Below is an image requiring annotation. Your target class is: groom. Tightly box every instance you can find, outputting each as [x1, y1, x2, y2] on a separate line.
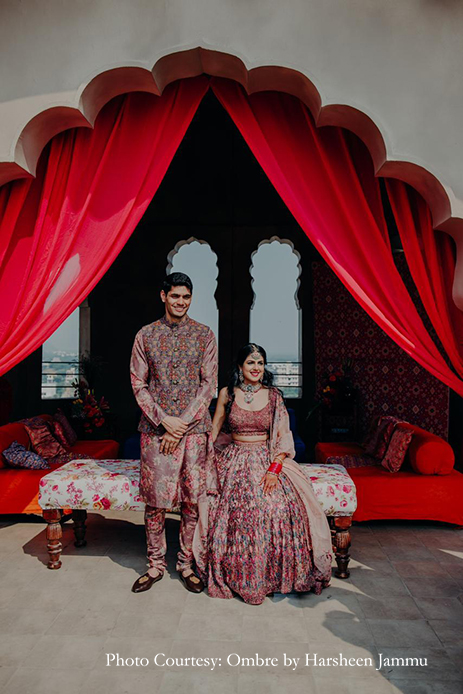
[130, 272, 217, 593]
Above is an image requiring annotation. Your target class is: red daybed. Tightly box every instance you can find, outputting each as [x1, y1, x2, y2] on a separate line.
[0, 415, 119, 514]
[315, 423, 463, 526]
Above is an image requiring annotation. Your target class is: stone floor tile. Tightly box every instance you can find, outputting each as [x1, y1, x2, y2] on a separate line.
[46, 608, 118, 637]
[403, 576, 460, 598]
[348, 559, 399, 576]
[357, 596, 422, 620]
[159, 671, 238, 694]
[297, 594, 365, 620]
[348, 574, 410, 597]
[6, 585, 77, 611]
[182, 590, 243, 616]
[313, 675, 395, 693]
[0, 667, 17, 689]
[176, 612, 242, 641]
[392, 561, 451, 578]
[389, 681, 463, 694]
[242, 613, 306, 643]
[382, 546, 436, 562]
[82, 668, 165, 693]
[238, 672, 317, 693]
[305, 615, 374, 647]
[428, 619, 463, 647]
[367, 619, 441, 648]
[26, 635, 107, 669]
[0, 635, 37, 667]
[0, 608, 60, 635]
[112, 611, 181, 639]
[413, 597, 463, 621]
[2, 667, 88, 694]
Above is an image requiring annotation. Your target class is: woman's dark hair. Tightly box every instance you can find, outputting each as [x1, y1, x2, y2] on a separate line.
[225, 343, 277, 415]
[162, 272, 193, 294]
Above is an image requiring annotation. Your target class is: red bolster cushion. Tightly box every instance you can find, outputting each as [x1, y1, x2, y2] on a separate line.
[406, 424, 454, 475]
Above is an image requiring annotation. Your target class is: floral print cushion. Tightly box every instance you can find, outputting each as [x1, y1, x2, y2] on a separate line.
[325, 454, 380, 469]
[381, 426, 413, 473]
[39, 459, 357, 518]
[300, 463, 357, 516]
[39, 459, 144, 511]
[3, 441, 50, 470]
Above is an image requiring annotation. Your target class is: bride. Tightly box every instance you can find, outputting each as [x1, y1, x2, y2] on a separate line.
[195, 343, 332, 605]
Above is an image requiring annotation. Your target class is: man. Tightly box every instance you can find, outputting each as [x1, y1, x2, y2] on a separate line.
[130, 272, 218, 593]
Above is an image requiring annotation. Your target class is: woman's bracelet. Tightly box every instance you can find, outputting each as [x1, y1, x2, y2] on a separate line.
[267, 461, 283, 475]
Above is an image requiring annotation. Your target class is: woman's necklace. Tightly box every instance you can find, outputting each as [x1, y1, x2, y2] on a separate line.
[239, 383, 262, 404]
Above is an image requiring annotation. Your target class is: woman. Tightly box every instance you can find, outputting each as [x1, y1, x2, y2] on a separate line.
[195, 343, 332, 605]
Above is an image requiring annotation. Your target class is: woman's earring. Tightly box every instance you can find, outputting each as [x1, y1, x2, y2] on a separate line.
[239, 370, 244, 383]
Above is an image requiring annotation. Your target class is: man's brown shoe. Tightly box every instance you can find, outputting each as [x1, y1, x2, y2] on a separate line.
[131, 571, 163, 593]
[179, 570, 204, 594]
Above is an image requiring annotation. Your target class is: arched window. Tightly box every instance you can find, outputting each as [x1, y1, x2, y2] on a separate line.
[250, 237, 302, 398]
[41, 299, 90, 400]
[167, 238, 219, 341]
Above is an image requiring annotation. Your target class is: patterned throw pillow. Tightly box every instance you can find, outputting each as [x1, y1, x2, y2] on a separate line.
[49, 420, 70, 449]
[364, 415, 399, 459]
[23, 419, 67, 459]
[3, 441, 50, 469]
[54, 409, 78, 446]
[381, 426, 413, 473]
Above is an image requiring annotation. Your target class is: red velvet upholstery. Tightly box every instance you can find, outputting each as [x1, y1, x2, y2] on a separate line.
[348, 467, 463, 525]
[0, 423, 31, 467]
[314, 422, 461, 524]
[406, 424, 454, 475]
[70, 440, 120, 459]
[0, 417, 119, 514]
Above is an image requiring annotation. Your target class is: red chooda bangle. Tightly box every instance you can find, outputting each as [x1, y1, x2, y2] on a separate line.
[267, 461, 283, 475]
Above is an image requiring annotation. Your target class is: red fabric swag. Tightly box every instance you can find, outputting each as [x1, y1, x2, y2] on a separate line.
[385, 179, 463, 379]
[211, 78, 463, 397]
[0, 77, 208, 376]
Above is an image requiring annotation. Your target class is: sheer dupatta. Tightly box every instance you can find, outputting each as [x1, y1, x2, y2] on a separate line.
[269, 389, 333, 579]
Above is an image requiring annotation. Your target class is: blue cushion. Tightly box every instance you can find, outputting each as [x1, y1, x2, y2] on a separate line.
[3, 441, 50, 469]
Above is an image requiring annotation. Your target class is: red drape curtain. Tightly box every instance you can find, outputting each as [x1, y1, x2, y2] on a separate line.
[211, 77, 463, 397]
[0, 76, 208, 376]
[385, 179, 463, 378]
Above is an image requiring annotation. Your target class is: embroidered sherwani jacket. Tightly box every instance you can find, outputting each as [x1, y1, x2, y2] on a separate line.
[130, 315, 218, 507]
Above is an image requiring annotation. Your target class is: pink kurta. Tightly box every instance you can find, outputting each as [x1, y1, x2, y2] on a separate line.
[130, 315, 218, 508]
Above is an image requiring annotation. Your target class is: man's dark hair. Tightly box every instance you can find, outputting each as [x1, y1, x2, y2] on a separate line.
[162, 272, 193, 294]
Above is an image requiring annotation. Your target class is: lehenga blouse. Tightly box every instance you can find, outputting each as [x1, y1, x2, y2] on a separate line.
[227, 399, 271, 436]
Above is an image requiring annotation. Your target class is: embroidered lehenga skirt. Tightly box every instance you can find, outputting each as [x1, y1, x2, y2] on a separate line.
[206, 440, 331, 605]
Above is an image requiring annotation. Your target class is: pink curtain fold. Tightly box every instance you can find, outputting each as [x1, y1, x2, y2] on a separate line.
[385, 179, 463, 379]
[0, 76, 209, 376]
[211, 77, 463, 397]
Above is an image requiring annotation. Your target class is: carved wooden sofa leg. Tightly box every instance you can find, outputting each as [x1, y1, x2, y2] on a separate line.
[43, 509, 63, 570]
[329, 515, 352, 579]
[72, 509, 87, 547]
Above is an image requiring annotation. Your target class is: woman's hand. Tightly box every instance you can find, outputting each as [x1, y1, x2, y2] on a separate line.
[260, 472, 279, 495]
[160, 432, 181, 455]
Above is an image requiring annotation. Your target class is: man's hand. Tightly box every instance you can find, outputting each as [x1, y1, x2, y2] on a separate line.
[161, 416, 188, 438]
[160, 432, 181, 455]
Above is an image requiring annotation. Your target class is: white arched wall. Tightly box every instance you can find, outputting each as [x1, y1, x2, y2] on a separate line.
[1, 0, 463, 304]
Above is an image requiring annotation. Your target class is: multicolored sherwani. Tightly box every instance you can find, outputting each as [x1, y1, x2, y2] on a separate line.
[130, 315, 218, 573]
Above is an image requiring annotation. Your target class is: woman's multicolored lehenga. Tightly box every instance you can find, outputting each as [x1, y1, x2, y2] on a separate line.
[194, 388, 333, 605]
